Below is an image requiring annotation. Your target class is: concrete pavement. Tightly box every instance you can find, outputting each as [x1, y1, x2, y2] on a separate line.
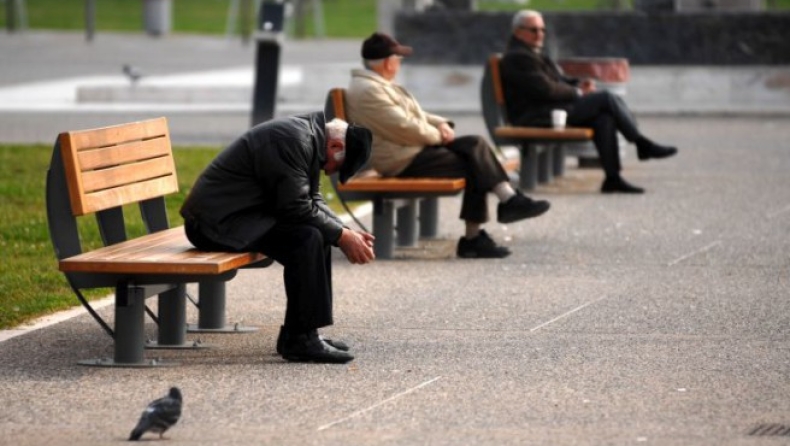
[1, 31, 790, 445]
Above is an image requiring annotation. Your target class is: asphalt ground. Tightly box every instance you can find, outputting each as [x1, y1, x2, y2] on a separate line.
[1, 31, 790, 445]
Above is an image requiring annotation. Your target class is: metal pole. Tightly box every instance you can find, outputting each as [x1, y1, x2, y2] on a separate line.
[251, 1, 284, 126]
[6, 0, 18, 32]
[312, 0, 324, 38]
[240, 0, 252, 45]
[85, 0, 96, 42]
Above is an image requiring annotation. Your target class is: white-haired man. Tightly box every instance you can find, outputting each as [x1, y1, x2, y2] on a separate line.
[501, 10, 678, 194]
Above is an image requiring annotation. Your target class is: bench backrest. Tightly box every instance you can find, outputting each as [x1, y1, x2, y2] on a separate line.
[47, 117, 177, 264]
[480, 54, 514, 146]
[324, 88, 380, 200]
[325, 87, 348, 122]
[58, 117, 177, 216]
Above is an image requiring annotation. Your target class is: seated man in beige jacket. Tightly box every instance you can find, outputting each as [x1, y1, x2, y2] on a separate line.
[345, 32, 551, 259]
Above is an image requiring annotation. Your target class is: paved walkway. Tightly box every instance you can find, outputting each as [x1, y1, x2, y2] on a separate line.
[1, 32, 790, 445]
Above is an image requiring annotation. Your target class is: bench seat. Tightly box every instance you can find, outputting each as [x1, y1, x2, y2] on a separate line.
[338, 176, 466, 194]
[59, 226, 265, 275]
[495, 126, 593, 141]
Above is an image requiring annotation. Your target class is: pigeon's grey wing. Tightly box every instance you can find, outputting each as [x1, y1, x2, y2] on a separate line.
[128, 409, 154, 441]
[148, 396, 182, 432]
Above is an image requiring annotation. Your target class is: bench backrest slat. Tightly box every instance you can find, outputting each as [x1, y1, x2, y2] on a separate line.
[58, 117, 178, 216]
[488, 54, 506, 109]
[328, 88, 347, 121]
[481, 54, 512, 146]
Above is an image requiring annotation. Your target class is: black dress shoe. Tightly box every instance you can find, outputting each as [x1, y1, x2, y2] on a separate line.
[636, 138, 678, 160]
[457, 229, 511, 259]
[497, 191, 551, 224]
[276, 325, 349, 355]
[601, 177, 645, 194]
[281, 330, 354, 364]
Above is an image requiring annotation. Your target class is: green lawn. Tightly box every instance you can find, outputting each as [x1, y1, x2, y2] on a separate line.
[7, 0, 786, 38]
[0, 143, 344, 329]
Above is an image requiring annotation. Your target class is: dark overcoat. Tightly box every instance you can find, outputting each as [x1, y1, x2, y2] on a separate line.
[180, 112, 344, 251]
[500, 36, 581, 126]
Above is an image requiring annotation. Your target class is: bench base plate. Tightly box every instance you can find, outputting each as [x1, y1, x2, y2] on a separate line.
[186, 323, 259, 334]
[77, 358, 179, 368]
[144, 339, 213, 350]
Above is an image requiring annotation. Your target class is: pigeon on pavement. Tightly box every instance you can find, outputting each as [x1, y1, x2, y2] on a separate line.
[128, 387, 182, 441]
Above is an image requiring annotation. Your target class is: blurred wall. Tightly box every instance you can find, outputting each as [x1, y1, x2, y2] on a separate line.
[394, 11, 790, 65]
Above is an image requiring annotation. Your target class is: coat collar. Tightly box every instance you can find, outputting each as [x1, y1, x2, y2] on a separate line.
[351, 68, 393, 86]
[506, 35, 541, 55]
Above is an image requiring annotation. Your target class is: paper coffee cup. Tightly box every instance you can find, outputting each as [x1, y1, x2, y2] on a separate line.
[551, 109, 567, 129]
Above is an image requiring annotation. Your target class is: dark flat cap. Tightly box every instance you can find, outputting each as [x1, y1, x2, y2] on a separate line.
[339, 125, 372, 184]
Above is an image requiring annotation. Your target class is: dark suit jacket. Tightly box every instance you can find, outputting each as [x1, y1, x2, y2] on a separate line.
[180, 112, 344, 251]
[500, 36, 581, 126]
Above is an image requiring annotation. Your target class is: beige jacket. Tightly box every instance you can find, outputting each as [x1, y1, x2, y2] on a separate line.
[345, 69, 450, 176]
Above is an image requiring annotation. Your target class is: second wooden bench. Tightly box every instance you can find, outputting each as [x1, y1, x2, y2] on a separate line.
[325, 88, 466, 259]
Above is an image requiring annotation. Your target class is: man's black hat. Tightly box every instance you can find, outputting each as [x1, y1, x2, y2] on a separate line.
[339, 125, 373, 184]
[361, 32, 413, 60]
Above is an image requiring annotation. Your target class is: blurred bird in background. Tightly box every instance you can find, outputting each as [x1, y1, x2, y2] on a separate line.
[122, 64, 143, 86]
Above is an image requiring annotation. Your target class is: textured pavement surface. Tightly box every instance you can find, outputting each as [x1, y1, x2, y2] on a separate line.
[1, 31, 789, 445]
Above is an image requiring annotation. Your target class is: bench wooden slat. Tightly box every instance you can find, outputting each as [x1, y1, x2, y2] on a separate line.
[81, 155, 176, 193]
[330, 88, 347, 121]
[76, 137, 172, 171]
[495, 126, 593, 141]
[78, 177, 177, 216]
[489, 55, 506, 106]
[59, 227, 265, 275]
[59, 117, 179, 216]
[338, 177, 466, 193]
[65, 117, 170, 150]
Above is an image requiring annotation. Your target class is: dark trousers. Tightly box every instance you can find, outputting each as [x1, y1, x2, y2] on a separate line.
[567, 90, 642, 178]
[398, 135, 509, 224]
[185, 222, 333, 333]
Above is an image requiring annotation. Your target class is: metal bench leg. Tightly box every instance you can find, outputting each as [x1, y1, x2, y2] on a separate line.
[538, 145, 553, 184]
[419, 197, 439, 239]
[79, 282, 175, 367]
[553, 144, 566, 177]
[152, 283, 187, 346]
[396, 199, 418, 247]
[148, 283, 210, 349]
[519, 144, 539, 191]
[373, 198, 395, 259]
[187, 281, 258, 333]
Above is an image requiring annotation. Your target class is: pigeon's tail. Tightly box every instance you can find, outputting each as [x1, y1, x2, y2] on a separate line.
[128, 427, 144, 441]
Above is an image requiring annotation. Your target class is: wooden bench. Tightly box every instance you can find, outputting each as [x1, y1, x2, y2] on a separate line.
[481, 54, 595, 190]
[324, 88, 467, 259]
[45, 117, 271, 367]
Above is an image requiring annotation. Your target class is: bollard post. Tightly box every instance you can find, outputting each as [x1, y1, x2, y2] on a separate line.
[85, 0, 96, 42]
[251, 1, 285, 127]
[6, 0, 18, 32]
[143, 0, 172, 36]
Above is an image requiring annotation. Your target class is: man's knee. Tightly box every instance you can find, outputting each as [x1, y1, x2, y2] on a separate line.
[294, 225, 325, 248]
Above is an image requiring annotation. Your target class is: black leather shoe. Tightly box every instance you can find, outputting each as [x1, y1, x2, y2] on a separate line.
[457, 229, 511, 259]
[601, 177, 645, 194]
[281, 330, 354, 364]
[636, 138, 678, 161]
[497, 191, 551, 224]
[277, 325, 349, 355]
